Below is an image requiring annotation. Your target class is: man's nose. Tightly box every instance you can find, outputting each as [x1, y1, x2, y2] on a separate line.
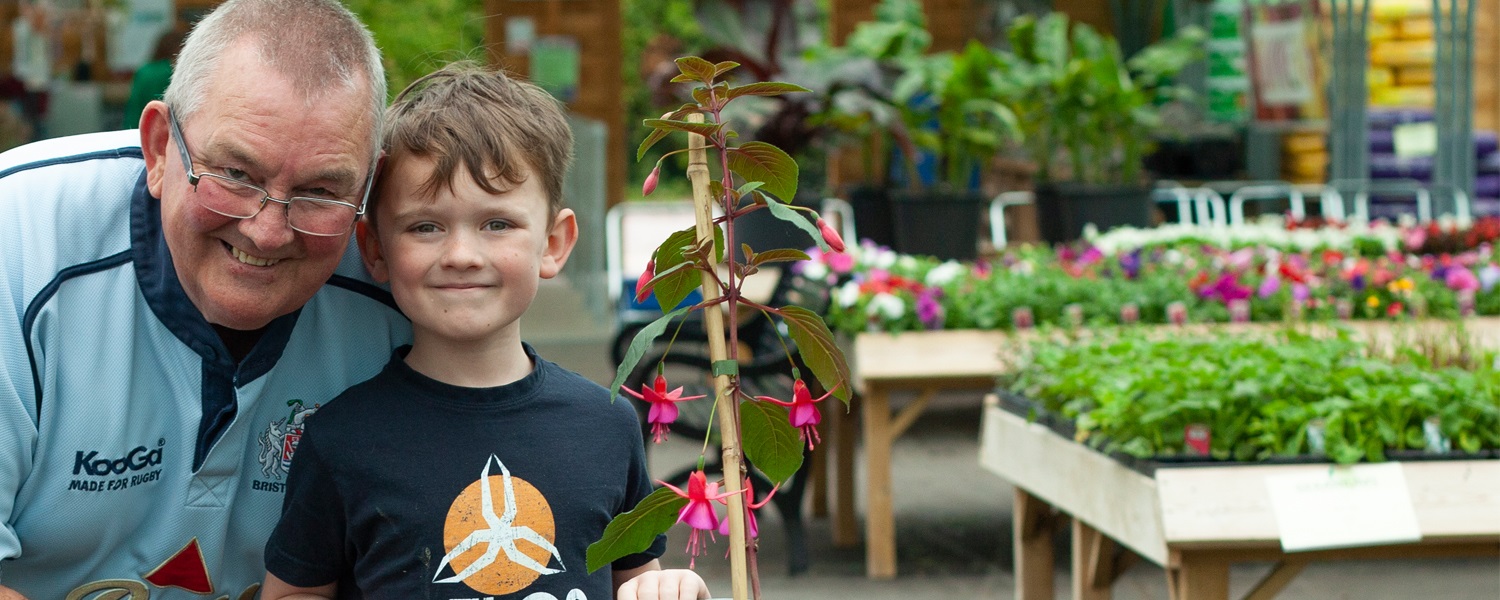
[239, 200, 296, 250]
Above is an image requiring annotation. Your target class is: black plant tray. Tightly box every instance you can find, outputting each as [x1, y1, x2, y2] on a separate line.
[992, 389, 1495, 477]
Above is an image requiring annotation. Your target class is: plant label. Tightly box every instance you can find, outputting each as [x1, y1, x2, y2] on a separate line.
[1423, 417, 1451, 453]
[1264, 463, 1422, 552]
[1184, 423, 1211, 456]
[1167, 301, 1188, 326]
[1335, 298, 1353, 320]
[1065, 304, 1083, 328]
[1229, 298, 1251, 323]
[1458, 290, 1476, 317]
[1120, 303, 1139, 324]
[1012, 306, 1034, 330]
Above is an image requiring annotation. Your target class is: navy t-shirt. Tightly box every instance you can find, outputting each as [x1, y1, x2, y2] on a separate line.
[265, 345, 665, 599]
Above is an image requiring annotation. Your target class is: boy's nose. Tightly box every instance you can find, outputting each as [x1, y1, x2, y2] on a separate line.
[440, 232, 484, 269]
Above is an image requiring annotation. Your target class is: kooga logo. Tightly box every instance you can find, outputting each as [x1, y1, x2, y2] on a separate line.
[74, 445, 164, 476]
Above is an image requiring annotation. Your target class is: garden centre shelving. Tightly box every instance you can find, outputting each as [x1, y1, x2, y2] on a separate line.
[979, 395, 1500, 600]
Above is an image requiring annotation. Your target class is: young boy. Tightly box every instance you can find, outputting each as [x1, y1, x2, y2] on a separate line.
[261, 62, 710, 600]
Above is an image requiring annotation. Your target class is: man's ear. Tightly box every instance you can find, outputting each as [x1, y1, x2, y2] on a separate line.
[139, 100, 171, 199]
[355, 220, 390, 283]
[539, 208, 578, 280]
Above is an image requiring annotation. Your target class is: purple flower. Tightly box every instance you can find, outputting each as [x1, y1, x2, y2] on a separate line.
[1446, 268, 1480, 292]
[1292, 283, 1310, 302]
[916, 289, 945, 330]
[1351, 274, 1366, 291]
[1199, 274, 1253, 304]
[1119, 251, 1142, 279]
[1258, 276, 1281, 298]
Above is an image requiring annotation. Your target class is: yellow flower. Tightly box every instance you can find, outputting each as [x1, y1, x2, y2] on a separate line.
[1367, 295, 1381, 308]
[1397, 277, 1414, 291]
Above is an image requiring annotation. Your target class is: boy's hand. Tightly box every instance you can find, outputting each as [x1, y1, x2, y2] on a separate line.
[615, 568, 711, 600]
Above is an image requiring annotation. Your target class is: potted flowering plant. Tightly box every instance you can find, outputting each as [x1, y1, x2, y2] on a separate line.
[586, 57, 851, 600]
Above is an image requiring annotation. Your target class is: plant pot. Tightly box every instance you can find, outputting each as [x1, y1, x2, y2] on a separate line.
[1034, 182, 1154, 244]
[847, 184, 896, 248]
[889, 188, 987, 261]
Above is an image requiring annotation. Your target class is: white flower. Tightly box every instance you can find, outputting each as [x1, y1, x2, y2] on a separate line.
[867, 292, 905, 321]
[1163, 249, 1184, 264]
[871, 248, 898, 270]
[924, 261, 966, 287]
[836, 281, 862, 308]
[803, 261, 829, 280]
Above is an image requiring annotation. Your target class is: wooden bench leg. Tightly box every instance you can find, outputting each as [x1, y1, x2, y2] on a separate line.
[1014, 489, 1055, 600]
[1072, 519, 1112, 600]
[808, 414, 828, 519]
[1167, 552, 1230, 600]
[831, 394, 859, 548]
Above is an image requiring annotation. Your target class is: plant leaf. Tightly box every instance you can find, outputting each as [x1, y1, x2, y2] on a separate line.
[692, 83, 732, 109]
[741, 400, 805, 484]
[651, 228, 707, 313]
[607, 306, 691, 401]
[765, 200, 828, 253]
[749, 248, 812, 267]
[675, 56, 718, 84]
[586, 486, 688, 573]
[643, 118, 726, 141]
[725, 82, 812, 101]
[635, 104, 698, 160]
[727, 142, 798, 202]
[713, 61, 742, 77]
[781, 305, 852, 403]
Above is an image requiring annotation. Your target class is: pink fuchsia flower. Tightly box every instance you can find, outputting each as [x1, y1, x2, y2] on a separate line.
[634, 260, 655, 303]
[621, 374, 706, 443]
[716, 478, 777, 538]
[817, 218, 846, 253]
[756, 379, 840, 450]
[659, 470, 740, 567]
[1446, 267, 1480, 292]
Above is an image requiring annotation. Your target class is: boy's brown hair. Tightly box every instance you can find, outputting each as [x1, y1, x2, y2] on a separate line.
[373, 61, 574, 223]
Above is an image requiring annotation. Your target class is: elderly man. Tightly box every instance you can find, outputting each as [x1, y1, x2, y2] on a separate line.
[0, 1, 408, 597]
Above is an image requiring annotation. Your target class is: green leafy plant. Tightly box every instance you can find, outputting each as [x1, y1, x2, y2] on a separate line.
[1001, 12, 1205, 186]
[1004, 328, 1500, 464]
[585, 57, 851, 600]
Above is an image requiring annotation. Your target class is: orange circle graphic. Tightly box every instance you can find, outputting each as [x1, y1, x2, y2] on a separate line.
[441, 473, 557, 595]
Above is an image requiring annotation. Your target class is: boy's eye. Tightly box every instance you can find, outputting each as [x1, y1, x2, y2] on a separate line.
[483, 220, 510, 232]
[411, 223, 439, 234]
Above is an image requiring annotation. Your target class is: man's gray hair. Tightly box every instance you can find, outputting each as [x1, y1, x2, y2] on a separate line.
[163, 0, 386, 158]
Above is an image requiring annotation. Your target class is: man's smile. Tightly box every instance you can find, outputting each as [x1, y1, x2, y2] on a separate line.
[225, 242, 282, 267]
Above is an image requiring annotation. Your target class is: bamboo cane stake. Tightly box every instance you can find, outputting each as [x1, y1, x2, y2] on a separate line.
[686, 114, 750, 600]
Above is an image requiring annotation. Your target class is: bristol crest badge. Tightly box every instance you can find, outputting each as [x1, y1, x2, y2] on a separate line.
[257, 399, 319, 480]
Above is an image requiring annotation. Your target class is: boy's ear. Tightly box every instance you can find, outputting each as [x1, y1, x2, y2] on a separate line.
[539, 208, 579, 280]
[139, 100, 171, 199]
[355, 220, 390, 284]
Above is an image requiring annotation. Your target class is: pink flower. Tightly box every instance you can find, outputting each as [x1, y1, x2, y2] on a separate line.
[659, 470, 739, 567]
[643, 165, 660, 196]
[756, 379, 839, 450]
[621, 374, 706, 443]
[634, 260, 655, 303]
[826, 250, 856, 274]
[716, 478, 776, 538]
[1446, 267, 1480, 292]
[817, 218, 846, 253]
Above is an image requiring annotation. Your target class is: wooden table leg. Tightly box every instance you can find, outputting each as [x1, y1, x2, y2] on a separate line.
[1071, 519, 1112, 600]
[1168, 552, 1230, 600]
[1014, 489, 1055, 600]
[862, 385, 896, 578]
[831, 393, 859, 548]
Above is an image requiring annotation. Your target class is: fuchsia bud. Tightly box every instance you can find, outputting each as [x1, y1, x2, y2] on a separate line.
[635, 260, 655, 303]
[816, 218, 846, 253]
[643, 165, 661, 196]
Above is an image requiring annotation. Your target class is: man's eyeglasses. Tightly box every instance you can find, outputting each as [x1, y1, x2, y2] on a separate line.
[167, 108, 374, 237]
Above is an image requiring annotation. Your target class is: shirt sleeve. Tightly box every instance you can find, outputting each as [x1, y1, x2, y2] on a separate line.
[263, 423, 348, 587]
[612, 402, 667, 571]
[0, 186, 37, 570]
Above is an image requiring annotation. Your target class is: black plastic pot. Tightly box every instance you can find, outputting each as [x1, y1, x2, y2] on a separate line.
[1035, 182, 1154, 244]
[889, 188, 987, 261]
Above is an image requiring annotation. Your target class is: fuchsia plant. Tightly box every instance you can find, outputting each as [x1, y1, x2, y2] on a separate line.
[585, 57, 852, 600]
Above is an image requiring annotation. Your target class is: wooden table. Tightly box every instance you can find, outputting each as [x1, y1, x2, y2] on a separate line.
[824, 318, 1500, 579]
[979, 396, 1500, 600]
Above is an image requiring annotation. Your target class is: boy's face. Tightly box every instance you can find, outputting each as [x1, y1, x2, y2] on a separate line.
[358, 156, 576, 349]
